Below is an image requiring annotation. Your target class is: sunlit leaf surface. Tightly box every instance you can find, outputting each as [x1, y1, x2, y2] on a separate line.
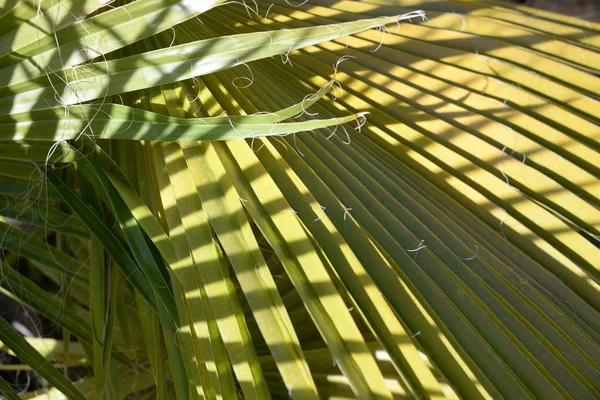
[0, 0, 598, 399]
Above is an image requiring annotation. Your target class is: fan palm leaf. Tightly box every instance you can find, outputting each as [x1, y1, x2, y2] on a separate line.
[0, 0, 598, 399]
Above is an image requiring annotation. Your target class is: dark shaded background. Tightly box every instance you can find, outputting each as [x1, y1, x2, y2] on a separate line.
[505, 0, 600, 21]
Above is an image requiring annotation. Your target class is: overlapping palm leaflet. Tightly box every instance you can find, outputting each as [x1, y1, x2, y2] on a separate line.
[0, 0, 598, 398]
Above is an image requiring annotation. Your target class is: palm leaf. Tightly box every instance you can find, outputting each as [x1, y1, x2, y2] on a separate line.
[0, 0, 598, 399]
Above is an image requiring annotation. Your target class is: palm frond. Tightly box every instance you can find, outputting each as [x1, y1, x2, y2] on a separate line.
[0, 0, 598, 399]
